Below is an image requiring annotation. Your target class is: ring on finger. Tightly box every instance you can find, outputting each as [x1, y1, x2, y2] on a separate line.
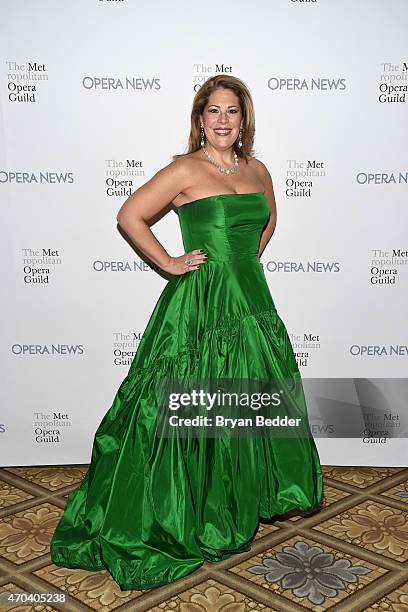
[185, 258, 193, 266]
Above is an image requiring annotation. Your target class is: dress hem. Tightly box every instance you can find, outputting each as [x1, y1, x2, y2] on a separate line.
[50, 500, 324, 591]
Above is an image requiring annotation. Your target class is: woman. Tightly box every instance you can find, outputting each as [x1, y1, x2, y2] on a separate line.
[50, 75, 324, 591]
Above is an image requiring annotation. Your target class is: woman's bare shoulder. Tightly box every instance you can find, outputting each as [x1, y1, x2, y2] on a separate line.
[172, 151, 202, 167]
[158, 153, 200, 181]
[247, 156, 270, 176]
[167, 152, 203, 183]
[247, 156, 274, 197]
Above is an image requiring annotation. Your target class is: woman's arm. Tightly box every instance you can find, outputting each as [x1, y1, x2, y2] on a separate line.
[255, 160, 277, 258]
[116, 159, 205, 275]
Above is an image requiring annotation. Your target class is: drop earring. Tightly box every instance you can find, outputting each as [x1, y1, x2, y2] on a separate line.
[238, 125, 243, 148]
[200, 122, 205, 147]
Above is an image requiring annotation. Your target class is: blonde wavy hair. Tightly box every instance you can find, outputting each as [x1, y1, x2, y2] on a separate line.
[173, 74, 255, 163]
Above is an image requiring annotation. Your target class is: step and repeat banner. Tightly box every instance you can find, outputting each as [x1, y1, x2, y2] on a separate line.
[1, 1, 407, 467]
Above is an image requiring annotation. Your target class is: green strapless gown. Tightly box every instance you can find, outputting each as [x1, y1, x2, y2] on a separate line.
[50, 192, 323, 590]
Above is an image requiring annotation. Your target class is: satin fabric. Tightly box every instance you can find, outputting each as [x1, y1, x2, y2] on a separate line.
[50, 192, 323, 591]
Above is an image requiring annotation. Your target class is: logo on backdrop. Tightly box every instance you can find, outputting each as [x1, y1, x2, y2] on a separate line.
[82, 76, 160, 91]
[11, 344, 85, 355]
[0, 171, 74, 184]
[192, 63, 233, 91]
[361, 406, 402, 445]
[349, 345, 408, 357]
[290, 332, 321, 368]
[93, 259, 156, 272]
[264, 260, 340, 273]
[370, 248, 407, 286]
[4, 60, 47, 103]
[104, 158, 144, 197]
[304, 378, 407, 443]
[378, 62, 407, 104]
[34, 411, 72, 444]
[356, 171, 408, 184]
[267, 77, 347, 92]
[286, 159, 326, 197]
[113, 331, 142, 366]
[21, 248, 62, 284]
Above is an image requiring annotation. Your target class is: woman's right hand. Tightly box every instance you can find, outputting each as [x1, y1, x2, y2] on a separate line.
[162, 249, 208, 275]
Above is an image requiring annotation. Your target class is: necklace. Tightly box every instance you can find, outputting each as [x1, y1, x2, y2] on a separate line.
[203, 147, 239, 175]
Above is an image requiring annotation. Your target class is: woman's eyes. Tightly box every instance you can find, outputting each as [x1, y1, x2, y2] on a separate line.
[208, 108, 239, 113]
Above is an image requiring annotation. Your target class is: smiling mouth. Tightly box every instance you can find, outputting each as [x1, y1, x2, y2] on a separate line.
[214, 129, 232, 136]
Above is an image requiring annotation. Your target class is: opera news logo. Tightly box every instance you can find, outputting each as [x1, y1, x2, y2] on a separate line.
[267, 77, 347, 92]
[93, 259, 155, 272]
[265, 260, 340, 273]
[350, 345, 408, 357]
[82, 76, 161, 90]
[11, 344, 85, 356]
[356, 171, 408, 184]
[0, 171, 74, 184]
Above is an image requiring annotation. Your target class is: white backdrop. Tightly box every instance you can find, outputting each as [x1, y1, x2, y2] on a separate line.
[1, 0, 407, 467]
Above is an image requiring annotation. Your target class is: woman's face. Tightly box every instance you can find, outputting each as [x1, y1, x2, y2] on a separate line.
[200, 87, 243, 151]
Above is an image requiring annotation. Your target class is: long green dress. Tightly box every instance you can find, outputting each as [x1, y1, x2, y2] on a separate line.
[50, 192, 323, 590]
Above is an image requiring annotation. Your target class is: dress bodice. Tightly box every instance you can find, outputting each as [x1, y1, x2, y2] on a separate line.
[177, 192, 270, 262]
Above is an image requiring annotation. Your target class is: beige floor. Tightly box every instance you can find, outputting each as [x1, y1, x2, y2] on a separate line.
[0, 465, 407, 611]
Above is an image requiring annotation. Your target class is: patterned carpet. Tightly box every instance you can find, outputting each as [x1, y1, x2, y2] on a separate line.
[0, 465, 407, 611]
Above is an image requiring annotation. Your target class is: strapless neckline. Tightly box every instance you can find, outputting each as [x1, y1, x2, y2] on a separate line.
[176, 191, 266, 210]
